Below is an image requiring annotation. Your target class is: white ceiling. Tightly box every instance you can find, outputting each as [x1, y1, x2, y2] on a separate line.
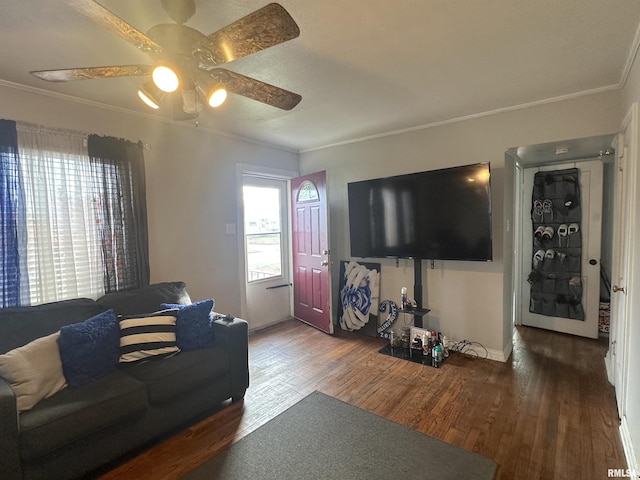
[1, 0, 639, 152]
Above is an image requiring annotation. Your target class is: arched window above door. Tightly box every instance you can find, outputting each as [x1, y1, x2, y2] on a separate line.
[297, 180, 319, 202]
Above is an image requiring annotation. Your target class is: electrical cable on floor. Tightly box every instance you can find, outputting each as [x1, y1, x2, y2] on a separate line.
[449, 339, 489, 359]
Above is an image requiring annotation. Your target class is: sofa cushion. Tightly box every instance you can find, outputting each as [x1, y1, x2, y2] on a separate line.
[119, 310, 180, 363]
[0, 332, 67, 412]
[0, 298, 106, 354]
[58, 310, 121, 387]
[161, 299, 215, 351]
[97, 281, 192, 316]
[121, 348, 229, 405]
[18, 370, 148, 462]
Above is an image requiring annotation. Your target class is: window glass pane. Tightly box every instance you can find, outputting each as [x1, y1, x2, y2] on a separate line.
[246, 233, 282, 281]
[243, 186, 282, 282]
[243, 186, 281, 232]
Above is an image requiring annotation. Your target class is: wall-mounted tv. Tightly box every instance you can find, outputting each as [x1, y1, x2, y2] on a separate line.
[347, 163, 493, 261]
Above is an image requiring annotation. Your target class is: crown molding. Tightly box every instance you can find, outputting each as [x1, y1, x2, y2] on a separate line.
[301, 84, 621, 153]
[620, 21, 640, 87]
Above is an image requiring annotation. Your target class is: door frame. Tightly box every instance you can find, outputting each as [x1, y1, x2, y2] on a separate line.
[605, 103, 637, 416]
[519, 160, 603, 338]
[506, 134, 616, 336]
[507, 152, 524, 328]
[236, 164, 298, 327]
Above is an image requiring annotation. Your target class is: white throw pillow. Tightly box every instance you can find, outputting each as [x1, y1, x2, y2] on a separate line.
[0, 332, 67, 412]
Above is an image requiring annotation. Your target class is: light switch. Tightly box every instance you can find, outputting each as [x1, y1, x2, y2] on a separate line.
[225, 223, 236, 235]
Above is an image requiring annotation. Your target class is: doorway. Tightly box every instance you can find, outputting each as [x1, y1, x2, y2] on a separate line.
[237, 165, 297, 331]
[519, 160, 603, 337]
[506, 134, 616, 338]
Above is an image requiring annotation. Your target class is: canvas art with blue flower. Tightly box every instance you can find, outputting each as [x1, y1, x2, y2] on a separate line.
[339, 260, 380, 334]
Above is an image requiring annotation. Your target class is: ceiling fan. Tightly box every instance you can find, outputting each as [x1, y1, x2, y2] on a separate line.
[31, 0, 302, 120]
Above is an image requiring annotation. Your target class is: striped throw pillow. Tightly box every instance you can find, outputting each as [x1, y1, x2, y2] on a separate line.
[119, 310, 180, 363]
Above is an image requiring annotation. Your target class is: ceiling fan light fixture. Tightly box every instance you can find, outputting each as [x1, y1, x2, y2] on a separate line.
[196, 77, 227, 108]
[152, 64, 180, 93]
[138, 82, 166, 109]
[138, 89, 160, 109]
[33, 3, 302, 117]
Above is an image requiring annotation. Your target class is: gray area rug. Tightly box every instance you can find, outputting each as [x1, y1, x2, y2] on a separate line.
[182, 391, 497, 480]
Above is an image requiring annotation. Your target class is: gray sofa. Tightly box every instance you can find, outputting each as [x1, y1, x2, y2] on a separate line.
[0, 282, 249, 480]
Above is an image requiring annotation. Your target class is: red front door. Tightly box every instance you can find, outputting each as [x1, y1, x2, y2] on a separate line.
[291, 171, 333, 334]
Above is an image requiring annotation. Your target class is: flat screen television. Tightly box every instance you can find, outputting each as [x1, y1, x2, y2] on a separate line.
[347, 163, 493, 261]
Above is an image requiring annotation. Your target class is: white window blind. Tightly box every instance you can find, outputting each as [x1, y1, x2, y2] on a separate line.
[17, 125, 105, 304]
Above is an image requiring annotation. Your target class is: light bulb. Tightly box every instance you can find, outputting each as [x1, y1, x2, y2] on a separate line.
[208, 88, 227, 107]
[152, 65, 179, 93]
[138, 89, 160, 109]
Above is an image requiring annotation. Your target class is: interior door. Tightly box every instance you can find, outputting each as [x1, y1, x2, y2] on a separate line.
[609, 104, 636, 414]
[291, 171, 333, 334]
[520, 160, 603, 338]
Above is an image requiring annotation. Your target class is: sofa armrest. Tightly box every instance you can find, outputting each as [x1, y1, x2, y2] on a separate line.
[212, 317, 249, 401]
[0, 377, 22, 479]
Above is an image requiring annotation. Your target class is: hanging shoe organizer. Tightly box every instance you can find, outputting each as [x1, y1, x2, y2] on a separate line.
[528, 168, 584, 320]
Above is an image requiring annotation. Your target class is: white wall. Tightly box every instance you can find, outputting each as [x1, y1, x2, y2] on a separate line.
[0, 83, 298, 314]
[0, 82, 625, 358]
[300, 91, 621, 359]
[621, 49, 640, 473]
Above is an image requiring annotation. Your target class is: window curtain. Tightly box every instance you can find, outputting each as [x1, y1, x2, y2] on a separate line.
[0, 120, 29, 307]
[88, 135, 150, 292]
[16, 124, 105, 304]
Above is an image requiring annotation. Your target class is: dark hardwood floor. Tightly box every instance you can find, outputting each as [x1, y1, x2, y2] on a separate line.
[99, 319, 627, 480]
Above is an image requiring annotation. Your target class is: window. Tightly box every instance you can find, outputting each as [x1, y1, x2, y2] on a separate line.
[297, 180, 319, 202]
[18, 127, 104, 304]
[243, 184, 283, 282]
[0, 120, 149, 307]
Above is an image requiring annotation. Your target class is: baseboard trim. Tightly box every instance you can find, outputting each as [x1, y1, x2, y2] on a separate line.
[247, 316, 293, 334]
[605, 350, 614, 385]
[620, 416, 640, 478]
[448, 340, 512, 363]
[487, 342, 512, 363]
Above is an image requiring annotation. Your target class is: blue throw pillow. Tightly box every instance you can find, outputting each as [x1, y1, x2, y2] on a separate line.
[57, 309, 120, 387]
[161, 299, 215, 351]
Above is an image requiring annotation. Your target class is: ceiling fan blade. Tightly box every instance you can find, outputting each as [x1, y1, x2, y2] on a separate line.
[65, 0, 162, 54]
[200, 3, 300, 66]
[31, 65, 151, 82]
[208, 68, 301, 110]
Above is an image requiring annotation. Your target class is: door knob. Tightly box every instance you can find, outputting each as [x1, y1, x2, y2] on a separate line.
[613, 285, 626, 293]
[321, 260, 329, 266]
